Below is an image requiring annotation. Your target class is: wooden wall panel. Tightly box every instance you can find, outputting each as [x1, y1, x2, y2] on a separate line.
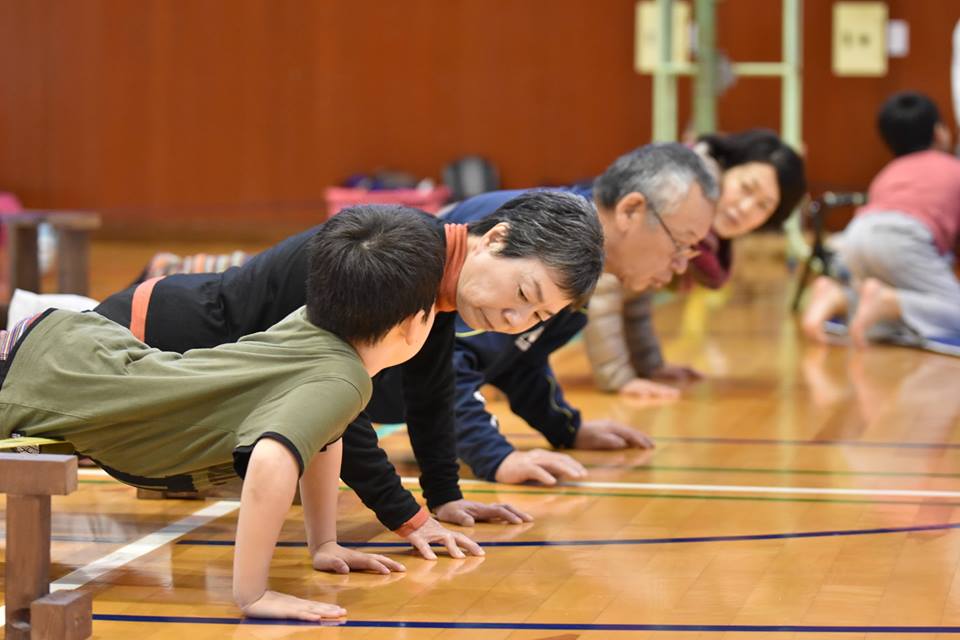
[0, 0, 958, 239]
[802, 0, 960, 195]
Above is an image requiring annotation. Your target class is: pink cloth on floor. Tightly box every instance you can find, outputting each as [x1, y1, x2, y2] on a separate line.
[0, 192, 22, 214]
[0, 192, 24, 246]
[857, 150, 960, 254]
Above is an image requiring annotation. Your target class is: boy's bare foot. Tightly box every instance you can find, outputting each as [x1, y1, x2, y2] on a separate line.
[850, 278, 901, 349]
[802, 276, 847, 343]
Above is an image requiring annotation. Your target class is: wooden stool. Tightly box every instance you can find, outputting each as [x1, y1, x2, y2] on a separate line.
[1, 211, 101, 327]
[0, 453, 92, 640]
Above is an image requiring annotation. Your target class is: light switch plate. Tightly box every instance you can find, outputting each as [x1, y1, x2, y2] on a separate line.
[833, 2, 888, 76]
[886, 19, 909, 58]
[635, 1, 691, 74]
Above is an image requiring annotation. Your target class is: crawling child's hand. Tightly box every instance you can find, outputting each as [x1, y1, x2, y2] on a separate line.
[241, 589, 346, 621]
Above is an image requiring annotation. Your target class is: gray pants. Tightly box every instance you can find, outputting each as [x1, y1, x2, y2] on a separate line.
[838, 212, 960, 341]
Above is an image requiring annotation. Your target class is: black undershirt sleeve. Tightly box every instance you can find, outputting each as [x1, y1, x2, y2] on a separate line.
[400, 312, 463, 510]
[340, 314, 464, 528]
[339, 412, 422, 531]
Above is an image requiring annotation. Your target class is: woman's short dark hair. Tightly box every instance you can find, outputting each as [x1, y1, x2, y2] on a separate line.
[877, 91, 940, 157]
[467, 190, 604, 308]
[306, 205, 445, 344]
[698, 128, 807, 228]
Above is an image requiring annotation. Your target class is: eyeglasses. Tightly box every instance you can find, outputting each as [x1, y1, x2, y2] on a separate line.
[650, 209, 701, 261]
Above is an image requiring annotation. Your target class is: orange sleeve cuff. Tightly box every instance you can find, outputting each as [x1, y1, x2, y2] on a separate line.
[392, 506, 429, 537]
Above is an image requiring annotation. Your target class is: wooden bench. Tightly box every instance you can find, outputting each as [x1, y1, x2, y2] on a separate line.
[0, 453, 92, 639]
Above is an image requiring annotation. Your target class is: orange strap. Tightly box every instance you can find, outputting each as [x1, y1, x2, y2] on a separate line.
[392, 505, 430, 537]
[130, 276, 164, 342]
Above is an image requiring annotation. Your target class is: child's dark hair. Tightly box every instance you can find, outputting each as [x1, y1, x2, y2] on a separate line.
[306, 205, 445, 344]
[698, 128, 807, 227]
[467, 190, 604, 308]
[877, 91, 940, 157]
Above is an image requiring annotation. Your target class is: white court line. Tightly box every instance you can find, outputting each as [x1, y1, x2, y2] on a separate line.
[0, 500, 239, 626]
[83, 467, 960, 499]
[410, 477, 960, 500]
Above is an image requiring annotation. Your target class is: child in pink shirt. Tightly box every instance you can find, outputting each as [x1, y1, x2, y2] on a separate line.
[804, 91, 960, 346]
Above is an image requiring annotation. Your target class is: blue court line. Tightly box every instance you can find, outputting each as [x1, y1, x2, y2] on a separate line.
[90, 613, 960, 633]
[37, 521, 960, 548]
[173, 521, 960, 549]
[508, 433, 960, 450]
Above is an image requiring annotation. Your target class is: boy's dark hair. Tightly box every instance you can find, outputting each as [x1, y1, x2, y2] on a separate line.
[876, 91, 940, 158]
[698, 129, 807, 228]
[306, 205, 444, 344]
[467, 190, 604, 307]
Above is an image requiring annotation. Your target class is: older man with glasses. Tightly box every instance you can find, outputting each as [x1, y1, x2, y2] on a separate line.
[365, 143, 719, 489]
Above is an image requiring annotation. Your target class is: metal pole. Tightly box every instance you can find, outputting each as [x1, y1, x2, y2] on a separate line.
[652, 0, 678, 141]
[781, 0, 802, 147]
[693, 0, 716, 135]
[780, 0, 808, 260]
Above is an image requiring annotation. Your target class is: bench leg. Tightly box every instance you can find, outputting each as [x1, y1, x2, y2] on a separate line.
[5, 495, 51, 640]
[9, 225, 40, 295]
[56, 229, 90, 296]
[30, 590, 92, 640]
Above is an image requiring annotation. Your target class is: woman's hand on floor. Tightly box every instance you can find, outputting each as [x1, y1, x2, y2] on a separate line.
[311, 541, 406, 574]
[494, 449, 587, 486]
[402, 516, 485, 561]
[434, 499, 533, 526]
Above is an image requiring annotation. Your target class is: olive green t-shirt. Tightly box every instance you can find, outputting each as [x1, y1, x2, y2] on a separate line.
[0, 308, 371, 491]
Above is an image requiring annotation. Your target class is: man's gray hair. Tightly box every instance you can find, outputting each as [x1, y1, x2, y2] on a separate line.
[593, 143, 719, 222]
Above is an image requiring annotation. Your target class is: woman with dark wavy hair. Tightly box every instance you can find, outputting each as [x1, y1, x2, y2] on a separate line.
[584, 129, 807, 400]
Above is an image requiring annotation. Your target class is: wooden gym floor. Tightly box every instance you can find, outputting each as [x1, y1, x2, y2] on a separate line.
[3, 238, 960, 639]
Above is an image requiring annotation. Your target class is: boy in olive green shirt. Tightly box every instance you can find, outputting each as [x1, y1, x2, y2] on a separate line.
[0, 205, 445, 622]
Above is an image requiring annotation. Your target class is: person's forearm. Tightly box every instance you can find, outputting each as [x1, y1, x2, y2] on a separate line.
[340, 418, 423, 531]
[400, 311, 464, 510]
[233, 438, 299, 609]
[584, 277, 637, 391]
[300, 439, 342, 556]
[623, 291, 665, 378]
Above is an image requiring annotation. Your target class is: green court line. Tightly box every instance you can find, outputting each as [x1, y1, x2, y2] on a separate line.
[585, 463, 960, 480]
[76, 478, 960, 507]
[79, 480, 960, 507]
[449, 486, 960, 507]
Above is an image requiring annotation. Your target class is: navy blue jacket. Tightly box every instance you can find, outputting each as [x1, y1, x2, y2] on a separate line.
[443, 187, 592, 480]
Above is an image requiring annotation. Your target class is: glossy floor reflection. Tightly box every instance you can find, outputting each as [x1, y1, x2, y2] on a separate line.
[3, 246, 960, 639]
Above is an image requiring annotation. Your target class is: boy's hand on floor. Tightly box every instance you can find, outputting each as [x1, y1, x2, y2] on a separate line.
[403, 516, 485, 560]
[574, 420, 655, 450]
[312, 541, 406, 575]
[434, 499, 533, 526]
[240, 589, 346, 621]
[494, 449, 587, 485]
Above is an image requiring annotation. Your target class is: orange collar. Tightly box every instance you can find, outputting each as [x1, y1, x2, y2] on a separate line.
[437, 224, 467, 312]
